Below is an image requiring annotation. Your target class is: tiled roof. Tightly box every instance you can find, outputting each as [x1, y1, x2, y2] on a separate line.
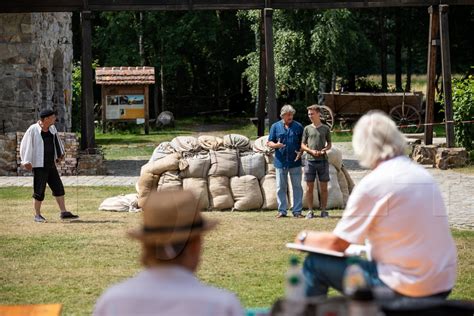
[95, 66, 155, 85]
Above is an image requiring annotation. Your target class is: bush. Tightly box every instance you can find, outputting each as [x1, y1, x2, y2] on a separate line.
[452, 74, 474, 150]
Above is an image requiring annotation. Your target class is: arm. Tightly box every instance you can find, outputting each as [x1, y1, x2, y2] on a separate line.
[321, 129, 332, 154]
[295, 230, 350, 252]
[20, 127, 33, 170]
[266, 125, 285, 149]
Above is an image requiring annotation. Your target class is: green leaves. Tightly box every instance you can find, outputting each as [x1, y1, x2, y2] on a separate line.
[452, 73, 474, 150]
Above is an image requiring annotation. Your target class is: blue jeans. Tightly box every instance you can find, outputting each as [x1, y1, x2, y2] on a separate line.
[303, 253, 451, 299]
[276, 167, 303, 216]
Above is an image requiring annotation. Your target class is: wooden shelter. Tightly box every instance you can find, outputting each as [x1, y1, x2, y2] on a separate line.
[2, 0, 473, 149]
[96, 66, 155, 134]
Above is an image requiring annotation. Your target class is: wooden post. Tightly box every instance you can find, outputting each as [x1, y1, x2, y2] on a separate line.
[264, 7, 278, 129]
[424, 6, 439, 146]
[144, 85, 150, 135]
[439, 5, 455, 148]
[257, 9, 266, 137]
[80, 10, 96, 151]
[101, 86, 107, 133]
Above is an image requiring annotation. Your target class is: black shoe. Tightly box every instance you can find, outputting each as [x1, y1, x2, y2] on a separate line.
[60, 211, 79, 220]
[321, 211, 329, 218]
[34, 214, 47, 223]
[293, 213, 305, 218]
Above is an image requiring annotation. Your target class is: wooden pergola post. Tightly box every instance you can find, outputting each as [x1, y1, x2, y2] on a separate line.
[264, 6, 278, 129]
[439, 5, 455, 148]
[424, 5, 439, 146]
[257, 9, 266, 137]
[80, 10, 96, 151]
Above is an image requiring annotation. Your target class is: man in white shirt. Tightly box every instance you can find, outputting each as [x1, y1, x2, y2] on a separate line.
[294, 111, 457, 298]
[20, 108, 78, 222]
[94, 190, 244, 316]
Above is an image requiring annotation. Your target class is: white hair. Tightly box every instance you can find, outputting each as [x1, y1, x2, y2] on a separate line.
[352, 111, 407, 169]
[280, 104, 296, 118]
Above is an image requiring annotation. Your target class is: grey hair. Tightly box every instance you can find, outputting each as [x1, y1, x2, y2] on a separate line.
[280, 104, 296, 118]
[352, 111, 407, 169]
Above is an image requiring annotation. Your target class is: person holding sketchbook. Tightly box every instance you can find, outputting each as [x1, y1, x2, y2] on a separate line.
[294, 111, 457, 299]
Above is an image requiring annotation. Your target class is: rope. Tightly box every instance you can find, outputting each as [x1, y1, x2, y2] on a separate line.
[332, 119, 474, 133]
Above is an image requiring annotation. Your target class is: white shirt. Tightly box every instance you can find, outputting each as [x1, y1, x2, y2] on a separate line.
[19, 123, 65, 168]
[93, 266, 244, 316]
[334, 156, 457, 297]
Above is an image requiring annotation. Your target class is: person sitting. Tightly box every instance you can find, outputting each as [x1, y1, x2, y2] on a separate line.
[294, 111, 457, 299]
[94, 190, 244, 316]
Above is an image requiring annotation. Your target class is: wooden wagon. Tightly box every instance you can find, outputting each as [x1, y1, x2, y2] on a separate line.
[321, 92, 424, 132]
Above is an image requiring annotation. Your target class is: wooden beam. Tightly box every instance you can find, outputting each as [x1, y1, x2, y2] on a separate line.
[101, 86, 107, 133]
[264, 8, 278, 129]
[424, 6, 439, 146]
[439, 4, 455, 148]
[257, 9, 266, 137]
[144, 85, 150, 135]
[80, 10, 96, 151]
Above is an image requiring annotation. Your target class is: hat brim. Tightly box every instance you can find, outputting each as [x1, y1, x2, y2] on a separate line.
[127, 219, 218, 245]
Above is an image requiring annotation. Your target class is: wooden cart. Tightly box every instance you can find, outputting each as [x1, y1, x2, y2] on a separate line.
[321, 92, 424, 132]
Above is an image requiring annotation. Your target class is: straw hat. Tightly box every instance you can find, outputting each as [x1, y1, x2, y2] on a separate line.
[128, 190, 217, 245]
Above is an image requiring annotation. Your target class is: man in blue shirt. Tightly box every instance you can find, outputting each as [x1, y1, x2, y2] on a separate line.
[267, 105, 304, 218]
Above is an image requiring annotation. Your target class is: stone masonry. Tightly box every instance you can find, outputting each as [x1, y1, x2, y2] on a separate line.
[0, 13, 73, 133]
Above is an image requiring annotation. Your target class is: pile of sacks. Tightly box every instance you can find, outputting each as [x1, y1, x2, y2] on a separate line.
[136, 134, 354, 211]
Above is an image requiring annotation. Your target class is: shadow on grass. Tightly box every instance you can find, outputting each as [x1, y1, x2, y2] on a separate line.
[63, 219, 124, 224]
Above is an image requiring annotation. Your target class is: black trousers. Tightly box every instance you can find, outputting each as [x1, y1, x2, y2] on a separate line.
[32, 167, 65, 201]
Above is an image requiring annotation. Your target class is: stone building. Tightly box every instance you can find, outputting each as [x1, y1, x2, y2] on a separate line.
[0, 12, 73, 133]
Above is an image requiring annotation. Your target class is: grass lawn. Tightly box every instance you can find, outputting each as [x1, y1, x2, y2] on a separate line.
[1, 186, 473, 315]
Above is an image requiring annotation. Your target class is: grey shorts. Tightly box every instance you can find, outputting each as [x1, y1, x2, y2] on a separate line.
[304, 159, 330, 182]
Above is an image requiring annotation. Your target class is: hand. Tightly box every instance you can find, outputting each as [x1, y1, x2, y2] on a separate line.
[311, 150, 320, 157]
[274, 139, 286, 149]
[294, 151, 302, 161]
[23, 163, 32, 171]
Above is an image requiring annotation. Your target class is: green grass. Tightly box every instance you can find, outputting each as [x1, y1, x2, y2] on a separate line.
[1, 187, 473, 314]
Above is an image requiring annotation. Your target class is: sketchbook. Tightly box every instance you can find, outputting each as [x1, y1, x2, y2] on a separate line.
[286, 243, 368, 258]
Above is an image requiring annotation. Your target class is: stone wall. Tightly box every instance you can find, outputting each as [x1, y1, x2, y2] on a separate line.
[0, 133, 18, 176]
[0, 13, 73, 134]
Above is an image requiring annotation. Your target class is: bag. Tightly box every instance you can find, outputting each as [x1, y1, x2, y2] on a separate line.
[239, 152, 266, 180]
[341, 165, 355, 193]
[230, 175, 263, 211]
[141, 153, 180, 176]
[253, 135, 274, 155]
[179, 153, 211, 178]
[260, 174, 278, 210]
[170, 136, 201, 153]
[157, 171, 182, 192]
[223, 134, 250, 151]
[137, 173, 160, 208]
[337, 169, 350, 205]
[326, 165, 344, 209]
[99, 193, 140, 212]
[265, 154, 276, 175]
[208, 176, 234, 210]
[183, 178, 209, 210]
[326, 146, 343, 171]
[198, 135, 224, 151]
[149, 141, 175, 162]
[208, 149, 239, 177]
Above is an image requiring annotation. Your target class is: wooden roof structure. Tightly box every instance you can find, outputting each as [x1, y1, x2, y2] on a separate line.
[2, 0, 472, 148]
[96, 67, 155, 85]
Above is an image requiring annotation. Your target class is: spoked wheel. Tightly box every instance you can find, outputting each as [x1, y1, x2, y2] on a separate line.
[319, 105, 335, 130]
[389, 104, 422, 133]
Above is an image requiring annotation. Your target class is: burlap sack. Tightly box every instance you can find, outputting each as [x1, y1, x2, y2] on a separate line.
[341, 165, 355, 193]
[149, 141, 175, 162]
[137, 173, 160, 208]
[337, 169, 350, 205]
[327, 165, 344, 209]
[157, 171, 182, 192]
[327, 146, 343, 171]
[230, 175, 263, 211]
[208, 176, 234, 210]
[260, 174, 278, 210]
[288, 171, 320, 209]
[141, 153, 180, 176]
[265, 154, 276, 175]
[99, 193, 140, 212]
[198, 135, 224, 151]
[239, 152, 266, 180]
[253, 135, 274, 155]
[179, 153, 211, 179]
[208, 149, 239, 177]
[183, 178, 209, 210]
[223, 134, 250, 151]
[170, 136, 201, 153]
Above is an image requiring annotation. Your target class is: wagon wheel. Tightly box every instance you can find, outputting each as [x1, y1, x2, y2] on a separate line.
[319, 105, 335, 130]
[389, 104, 422, 133]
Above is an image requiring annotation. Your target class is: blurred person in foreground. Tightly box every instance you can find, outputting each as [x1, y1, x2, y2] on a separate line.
[294, 111, 457, 299]
[267, 104, 305, 218]
[94, 190, 244, 316]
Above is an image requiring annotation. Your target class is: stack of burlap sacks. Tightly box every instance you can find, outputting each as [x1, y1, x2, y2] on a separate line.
[136, 134, 354, 211]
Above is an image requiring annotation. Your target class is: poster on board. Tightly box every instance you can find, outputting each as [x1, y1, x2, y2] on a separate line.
[106, 95, 145, 120]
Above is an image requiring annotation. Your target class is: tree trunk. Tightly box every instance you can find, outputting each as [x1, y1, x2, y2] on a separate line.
[160, 38, 165, 111]
[138, 12, 144, 66]
[379, 11, 388, 92]
[395, 11, 403, 91]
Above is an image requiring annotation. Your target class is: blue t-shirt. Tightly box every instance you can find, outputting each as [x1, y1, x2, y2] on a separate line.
[268, 120, 304, 169]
